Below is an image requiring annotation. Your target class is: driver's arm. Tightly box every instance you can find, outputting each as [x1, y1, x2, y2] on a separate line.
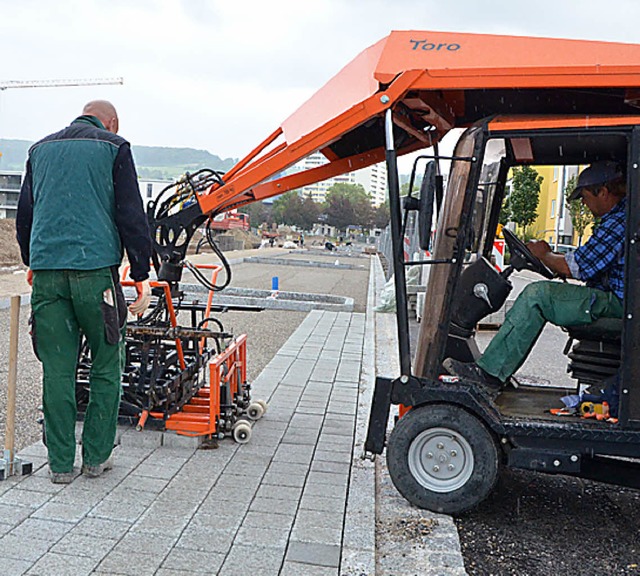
[527, 240, 573, 278]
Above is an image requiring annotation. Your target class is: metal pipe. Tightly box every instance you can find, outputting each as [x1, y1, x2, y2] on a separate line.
[384, 109, 412, 377]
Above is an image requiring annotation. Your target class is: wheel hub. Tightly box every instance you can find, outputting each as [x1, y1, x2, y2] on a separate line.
[408, 427, 474, 493]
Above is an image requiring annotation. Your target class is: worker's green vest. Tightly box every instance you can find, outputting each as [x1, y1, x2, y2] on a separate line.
[28, 116, 124, 272]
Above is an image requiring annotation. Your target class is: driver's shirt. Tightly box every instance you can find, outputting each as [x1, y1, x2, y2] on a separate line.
[566, 197, 626, 301]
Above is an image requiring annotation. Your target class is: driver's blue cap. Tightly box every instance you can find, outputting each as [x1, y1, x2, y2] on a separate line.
[569, 161, 625, 201]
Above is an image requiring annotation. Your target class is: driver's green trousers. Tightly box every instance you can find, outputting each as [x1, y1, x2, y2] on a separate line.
[477, 281, 623, 383]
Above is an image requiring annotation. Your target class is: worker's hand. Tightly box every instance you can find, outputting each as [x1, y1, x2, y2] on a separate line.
[129, 280, 151, 316]
[26, 268, 33, 286]
[527, 239, 551, 260]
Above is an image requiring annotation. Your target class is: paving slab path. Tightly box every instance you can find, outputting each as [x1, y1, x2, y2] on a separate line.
[0, 250, 468, 575]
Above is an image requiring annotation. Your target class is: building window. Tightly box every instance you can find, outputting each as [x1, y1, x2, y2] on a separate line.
[553, 166, 559, 181]
[146, 183, 153, 198]
[550, 199, 556, 218]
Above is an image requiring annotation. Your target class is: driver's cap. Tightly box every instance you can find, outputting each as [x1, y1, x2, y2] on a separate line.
[568, 161, 624, 201]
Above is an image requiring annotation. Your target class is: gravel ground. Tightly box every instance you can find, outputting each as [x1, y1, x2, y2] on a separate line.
[0, 248, 370, 453]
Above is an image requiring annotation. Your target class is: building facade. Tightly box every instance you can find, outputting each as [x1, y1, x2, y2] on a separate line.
[0, 171, 22, 219]
[294, 152, 388, 206]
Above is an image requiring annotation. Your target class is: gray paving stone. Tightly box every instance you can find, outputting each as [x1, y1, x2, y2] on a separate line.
[119, 429, 163, 449]
[242, 510, 295, 530]
[307, 470, 349, 487]
[310, 460, 351, 475]
[11, 475, 66, 495]
[117, 473, 170, 494]
[262, 470, 306, 488]
[176, 525, 236, 553]
[303, 481, 347, 499]
[27, 551, 99, 575]
[280, 561, 339, 575]
[0, 533, 52, 561]
[219, 543, 286, 576]
[235, 524, 290, 548]
[291, 523, 343, 546]
[273, 444, 314, 464]
[189, 510, 244, 531]
[314, 449, 353, 463]
[130, 511, 192, 537]
[88, 495, 149, 523]
[299, 494, 346, 514]
[95, 549, 164, 576]
[256, 484, 302, 501]
[295, 508, 344, 530]
[114, 531, 177, 555]
[0, 488, 50, 509]
[50, 532, 117, 560]
[286, 541, 341, 568]
[10, 518, 73, 543]
[249, 496, 300, 516]
[32, 499, 94, 523]
[70, 517, 132, 539]
[0, 556, 32, 575]
[160, 547, 225, 574]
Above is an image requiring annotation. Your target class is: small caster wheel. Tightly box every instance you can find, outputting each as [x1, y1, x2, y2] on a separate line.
[256, 399, 268, 414]
[232, 421, 252, 444]
[246, 402, 265, 421]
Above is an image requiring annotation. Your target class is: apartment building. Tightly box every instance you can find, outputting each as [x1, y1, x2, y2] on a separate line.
[295, 152, 388, 206]
[0, 171, 22, 219]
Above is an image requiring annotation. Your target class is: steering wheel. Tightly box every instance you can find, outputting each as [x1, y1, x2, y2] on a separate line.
[502, 228, 555, 279]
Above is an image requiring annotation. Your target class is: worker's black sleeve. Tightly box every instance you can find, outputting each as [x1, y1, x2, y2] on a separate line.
[16, 160, 34, 267]
[113, 143, 152, 281]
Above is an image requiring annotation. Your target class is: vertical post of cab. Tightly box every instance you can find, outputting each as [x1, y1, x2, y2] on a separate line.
[384, 109, 412, 377]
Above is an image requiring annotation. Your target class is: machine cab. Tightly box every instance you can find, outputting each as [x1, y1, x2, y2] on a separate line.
[370, 115, 640, 513]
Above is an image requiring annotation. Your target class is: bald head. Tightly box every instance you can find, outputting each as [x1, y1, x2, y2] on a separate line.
[83, 100, 119, 134]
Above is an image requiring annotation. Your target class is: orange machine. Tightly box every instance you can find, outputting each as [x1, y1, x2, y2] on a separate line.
[144, 31, 640, 511]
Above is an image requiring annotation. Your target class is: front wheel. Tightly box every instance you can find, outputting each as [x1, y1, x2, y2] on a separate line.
[387, 404, 499, 514]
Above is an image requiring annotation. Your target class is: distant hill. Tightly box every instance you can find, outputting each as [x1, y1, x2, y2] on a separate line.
[0, 139, 236, 180]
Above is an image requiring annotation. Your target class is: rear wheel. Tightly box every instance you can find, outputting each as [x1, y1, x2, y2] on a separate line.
[387, 404, 499, 514]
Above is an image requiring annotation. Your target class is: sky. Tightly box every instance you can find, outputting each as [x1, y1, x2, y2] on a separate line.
[2, 0, 640, 165]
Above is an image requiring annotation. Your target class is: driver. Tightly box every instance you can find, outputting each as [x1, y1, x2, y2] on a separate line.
[444, 160, 626, 391]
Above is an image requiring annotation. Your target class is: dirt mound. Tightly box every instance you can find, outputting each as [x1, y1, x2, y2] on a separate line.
[0, 219, 23, 268]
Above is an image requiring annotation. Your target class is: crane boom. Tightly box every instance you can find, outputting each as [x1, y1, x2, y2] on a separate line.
[0, 77, 123, 91]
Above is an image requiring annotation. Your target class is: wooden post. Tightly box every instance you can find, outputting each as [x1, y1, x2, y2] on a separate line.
[4, 295, 20, 475]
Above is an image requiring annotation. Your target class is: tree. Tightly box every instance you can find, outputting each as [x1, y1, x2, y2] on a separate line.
[239, 201, 272, 228]
[270, 190, 320, 231]
[325, 183, 373, 232]
[509, 166, 542, 233]
[564, 175, 594, 246]
[373, 200, 390, 229]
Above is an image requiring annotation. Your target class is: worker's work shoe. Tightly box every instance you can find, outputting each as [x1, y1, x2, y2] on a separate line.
[443, 358, 503, 392]
[50, 470, 75, 484]
[81, 455, 114, 479]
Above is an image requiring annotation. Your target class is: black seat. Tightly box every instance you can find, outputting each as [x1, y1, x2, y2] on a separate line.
[565, 317, 623, 343]
[565, 317, 622, 387]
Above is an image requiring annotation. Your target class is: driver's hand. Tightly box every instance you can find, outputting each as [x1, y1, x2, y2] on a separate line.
[527, 240, 551, 260]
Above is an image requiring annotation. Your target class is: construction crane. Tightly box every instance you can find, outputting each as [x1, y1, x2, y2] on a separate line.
[0, 77, 123, 91]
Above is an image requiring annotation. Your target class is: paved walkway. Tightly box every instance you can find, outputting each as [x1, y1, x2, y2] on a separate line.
[0, 305, 375, 575]
[0, 254, 468, 575]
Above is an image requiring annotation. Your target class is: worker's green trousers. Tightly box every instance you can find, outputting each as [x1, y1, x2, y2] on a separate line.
[477, 281, 624, 383]
[31, 269, 124, 473]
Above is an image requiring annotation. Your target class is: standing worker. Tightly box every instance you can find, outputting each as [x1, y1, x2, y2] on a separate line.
[16, 100, 152, 483]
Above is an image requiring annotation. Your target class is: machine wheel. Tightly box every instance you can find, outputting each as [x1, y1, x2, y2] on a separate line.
[387, 404, 499, 514]
[232, 420, 252, 444]
[256, 399, 268, 414]
[246, 402, 265, 421]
